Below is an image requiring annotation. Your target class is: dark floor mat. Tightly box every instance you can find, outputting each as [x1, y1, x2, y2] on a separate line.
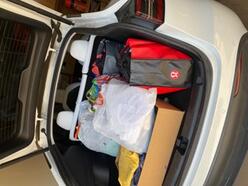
[53, 122, 80, 154]
[53, 122, 119, 186]
[63, 145, 119, 186]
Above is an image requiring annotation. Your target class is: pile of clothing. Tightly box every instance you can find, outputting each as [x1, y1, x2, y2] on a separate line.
[76, 38, 192, 186]
[78, 77, 154, 185]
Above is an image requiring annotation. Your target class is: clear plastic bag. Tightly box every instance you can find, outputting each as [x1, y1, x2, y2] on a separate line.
[78, 101, 120, 157]
[93, 79, 156, 153]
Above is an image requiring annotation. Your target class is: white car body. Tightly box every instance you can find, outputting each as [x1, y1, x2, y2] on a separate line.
[0, 0, 247, 185]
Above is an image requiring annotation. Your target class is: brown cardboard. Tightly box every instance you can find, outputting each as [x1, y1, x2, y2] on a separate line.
[138, 99, 184, 186]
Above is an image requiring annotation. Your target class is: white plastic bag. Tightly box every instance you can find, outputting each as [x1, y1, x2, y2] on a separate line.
[78, 101, 120, 157]
[93, 79, 156, 153]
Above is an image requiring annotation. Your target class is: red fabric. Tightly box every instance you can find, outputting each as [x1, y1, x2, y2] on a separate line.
[142, 86, 185, 94]
[126, 38, 191, 94]
[126, 38, 191, 60]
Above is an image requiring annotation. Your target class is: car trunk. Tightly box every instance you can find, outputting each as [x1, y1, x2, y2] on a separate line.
[49, 24, 209, 186]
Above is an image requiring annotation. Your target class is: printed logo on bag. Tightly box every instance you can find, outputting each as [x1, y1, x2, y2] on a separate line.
[170, 70, 181, 80]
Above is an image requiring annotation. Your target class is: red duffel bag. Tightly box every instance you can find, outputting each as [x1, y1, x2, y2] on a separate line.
[118, 38, 193, 94]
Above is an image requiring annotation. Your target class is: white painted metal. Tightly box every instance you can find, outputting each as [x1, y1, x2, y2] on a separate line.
[157, 0, 247, 185]
[69, 35, 96, 140]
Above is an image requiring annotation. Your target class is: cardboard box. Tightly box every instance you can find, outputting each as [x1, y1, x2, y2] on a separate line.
[138, 99, 184, 186]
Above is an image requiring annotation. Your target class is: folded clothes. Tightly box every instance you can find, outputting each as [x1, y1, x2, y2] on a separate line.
[116, 146, 139, 186]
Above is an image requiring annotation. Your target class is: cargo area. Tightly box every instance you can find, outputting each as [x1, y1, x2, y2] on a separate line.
[51, 26, 206, 186]
[1, 0, 248, 185]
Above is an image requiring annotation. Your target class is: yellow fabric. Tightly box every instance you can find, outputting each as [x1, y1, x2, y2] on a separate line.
[116, 147, 139, 186]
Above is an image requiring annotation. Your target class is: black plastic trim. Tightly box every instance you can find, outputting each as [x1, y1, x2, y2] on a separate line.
[7, 0, 74, 25]
[49, 145, 80, 186]
[0, 9, 52, 159]
[46, 23, 212, 185]
[205, 32, 248, 186]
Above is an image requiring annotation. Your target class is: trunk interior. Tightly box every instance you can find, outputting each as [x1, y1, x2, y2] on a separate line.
[51, 25, 206, 186]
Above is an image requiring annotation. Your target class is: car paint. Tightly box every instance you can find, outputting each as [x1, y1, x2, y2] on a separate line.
[156, 0, 246, 185]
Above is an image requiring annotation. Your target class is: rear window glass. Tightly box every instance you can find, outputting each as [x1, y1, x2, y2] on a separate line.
[0, 19, 33, 146]
[135, 0, 165, 24]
